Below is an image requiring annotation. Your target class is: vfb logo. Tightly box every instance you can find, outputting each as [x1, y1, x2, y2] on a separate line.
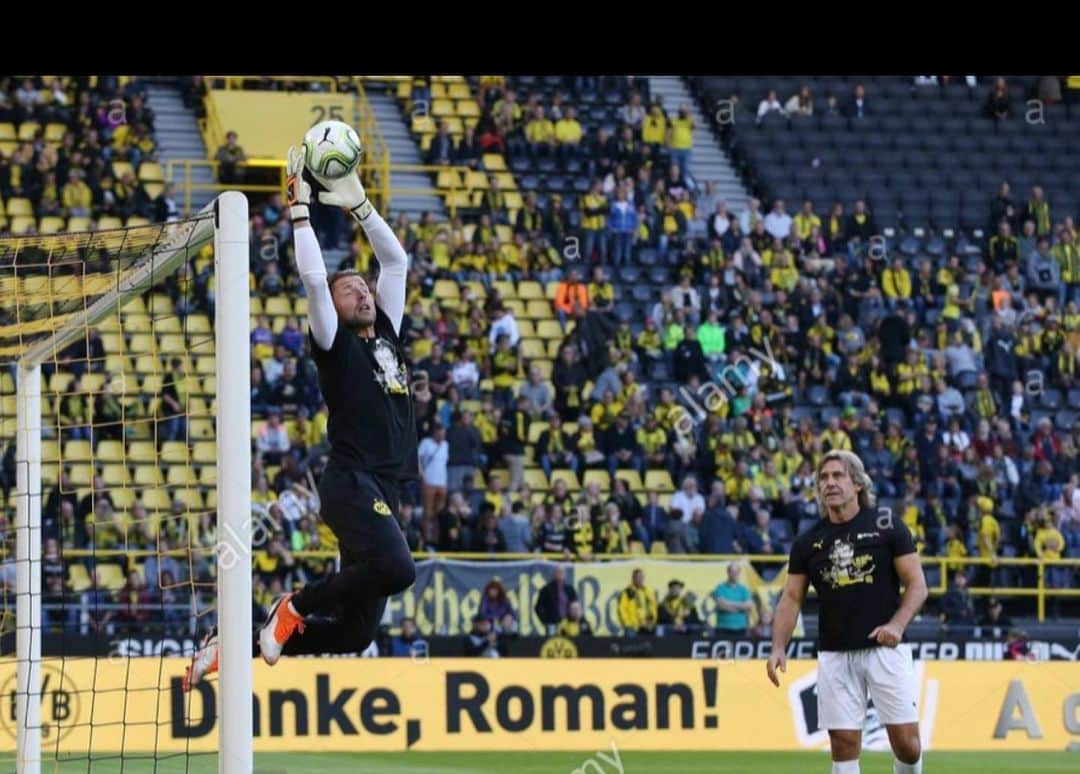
[1, 666, 81, 742]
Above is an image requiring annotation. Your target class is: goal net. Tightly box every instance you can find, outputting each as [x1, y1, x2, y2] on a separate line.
[0, 192, 252, 773]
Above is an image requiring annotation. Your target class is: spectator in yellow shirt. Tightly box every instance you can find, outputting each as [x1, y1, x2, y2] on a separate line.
[643, 102, 668, 148]
[617, 568, 658, 635]
[667, 104, 695, 178]
[882, 256, 913, 306]
[62, 169, 93, 217]
[554, 106, 583, 161]
[525, 105, 555, 157]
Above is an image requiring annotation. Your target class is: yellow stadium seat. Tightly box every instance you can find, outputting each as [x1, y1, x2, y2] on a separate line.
[264, 297, 291, 316]
[160, 442, 189, 464]
[188, 338, 214, 355]
[526, 300, 553, 320]
[48, 371, 74, 394]
[189, 419, 214, 439]
[126, 216, 150, 228]
[644, 470, 675, 492]
[545, 340, 562, 359]
[0, 123, 14, 140]
[17, 122, 40, 141]
[516, 320, 535, 338]
[531, 360, 553, 380]
[143, 182, 165, 200]
[419, 133, 434, 152]
[517, 281, 543, 300]
[503, 297, 524, 319]
[44, 122, 67, 143]
[545, 282, 559, 301]
[38, 216, 65, 234]
[445, 190, 470, 211]
[444, 116, 464, 134]
[112, 161, 135, 180]
[62, 440, 92, 463]
[96, 440, 124, 463]
[495, 225, 513, 243]
[101, 464, 129, 487]
[527, 422, 549, 444]
[192, 441, 216, 464]
[436, 169, 461, 190]
[196, 356, 216, 375]
[431, 99, 453, 117]
[138, 162, 164, 182]
[98, 216, 123, 230]
[395, 81, 411, 100]
[456, 100, 480, 119]
[41, 440, 60, 463]
[127, 441, 157, 463]
[464, 170, 489, 191]
[524, 468, 549, 491]
[133, 465, 164, 487]
[519, 338, 545, 359]
[94, 564, 127, 591]
[482, 153, 506, 171]
[111, 488, 135, 510]
[200, 375, 216, 395]
[173, 488, 203, 510]
[448, 83, 471, 100]
[68, 564, 91, 592]
[68, 465, 93, 487]
[128, 334, 155, 355]
[149, 293, 175, 315]
[185, 314, 211, 335]
[188, 397, 211, 417]
[9, 216, 34, 234]
[411, 114, 436, 134]
[199, 466, 217, 486]
[583, 469, 610, 491]
[613, 470, 642, 492]
[628, 541, 646, 555]
[158, 334, 186, 354]
[504, 192, 524, 211]
[166, 466, 196, 486]
[293, 297, 307, 316]
[429, 82, 447, 99]
[0, 140, 15, 159]
[464, 281, 487, 299]
[66, 216, 91, 232]
[550, 469, 580, 490]
[140, 489, 171, 511]
[132, 355, 158, 374]
[537, 320, 563, 340]
[650, 542, 668, 555]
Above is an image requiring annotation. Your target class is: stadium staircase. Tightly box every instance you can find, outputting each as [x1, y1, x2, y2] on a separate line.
[647, 76, 749, 212]
[364, 85, 447, 221]
[144, 80, 216, 214]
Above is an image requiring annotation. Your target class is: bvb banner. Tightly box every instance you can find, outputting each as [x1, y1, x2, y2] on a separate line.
[0, 658, 1077, 753]
[391, 558, 797, 637]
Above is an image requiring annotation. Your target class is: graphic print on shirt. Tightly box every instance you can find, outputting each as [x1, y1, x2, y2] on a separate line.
[371, 338, 409, 395]
[821, 535, 875, 589]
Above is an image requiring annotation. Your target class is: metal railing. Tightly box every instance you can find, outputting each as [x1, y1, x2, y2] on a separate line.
[164, 159, 286, 217]
[49, 549, 1080, 622]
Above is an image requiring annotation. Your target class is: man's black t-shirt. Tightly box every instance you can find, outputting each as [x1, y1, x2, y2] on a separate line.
[310, 307, 418, 482]
[788, 508, 916, 651]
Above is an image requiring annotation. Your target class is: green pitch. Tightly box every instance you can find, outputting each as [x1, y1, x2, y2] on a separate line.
[10, 751, 1077, 773]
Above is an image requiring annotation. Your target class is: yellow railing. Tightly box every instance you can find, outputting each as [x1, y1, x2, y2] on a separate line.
[164, 159, 286, 216]
[53, 549, 1080, 622]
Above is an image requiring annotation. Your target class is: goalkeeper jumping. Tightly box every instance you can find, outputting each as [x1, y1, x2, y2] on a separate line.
[185, 144, 418, 688]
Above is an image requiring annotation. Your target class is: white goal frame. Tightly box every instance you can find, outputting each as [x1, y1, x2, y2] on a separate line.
[12, 191, 252, 774]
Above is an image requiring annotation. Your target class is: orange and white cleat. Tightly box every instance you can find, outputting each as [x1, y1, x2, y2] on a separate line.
[183, 628, 219, 692]
[258, 593, 305, 666]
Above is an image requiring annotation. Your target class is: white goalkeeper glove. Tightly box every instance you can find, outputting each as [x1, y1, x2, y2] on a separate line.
[312, 168, 374, 224]
[286, 145, 311, 223]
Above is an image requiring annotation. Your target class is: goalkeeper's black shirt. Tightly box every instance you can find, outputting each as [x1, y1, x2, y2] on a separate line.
[788, 507, 917, 651]
[309, 305, 418, 482]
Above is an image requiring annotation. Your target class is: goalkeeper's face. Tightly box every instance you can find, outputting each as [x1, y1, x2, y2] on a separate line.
[332, 275, 376, 329]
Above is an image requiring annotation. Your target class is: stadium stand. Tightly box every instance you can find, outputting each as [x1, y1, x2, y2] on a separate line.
[1, 75, 1078, 641]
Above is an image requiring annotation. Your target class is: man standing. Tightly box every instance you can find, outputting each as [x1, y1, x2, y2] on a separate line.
[767, 450, 927, 774]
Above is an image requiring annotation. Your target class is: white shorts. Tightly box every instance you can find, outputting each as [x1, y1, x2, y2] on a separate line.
[817, 644, 919, 729]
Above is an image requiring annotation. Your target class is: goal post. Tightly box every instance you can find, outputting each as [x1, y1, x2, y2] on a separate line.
[8, 190, 252, 773]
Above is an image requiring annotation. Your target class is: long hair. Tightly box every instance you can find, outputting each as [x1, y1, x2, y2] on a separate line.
[815, 449, 876, 509]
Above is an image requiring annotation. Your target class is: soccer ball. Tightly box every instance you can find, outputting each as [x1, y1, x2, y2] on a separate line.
[302, 120, 363, 179]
